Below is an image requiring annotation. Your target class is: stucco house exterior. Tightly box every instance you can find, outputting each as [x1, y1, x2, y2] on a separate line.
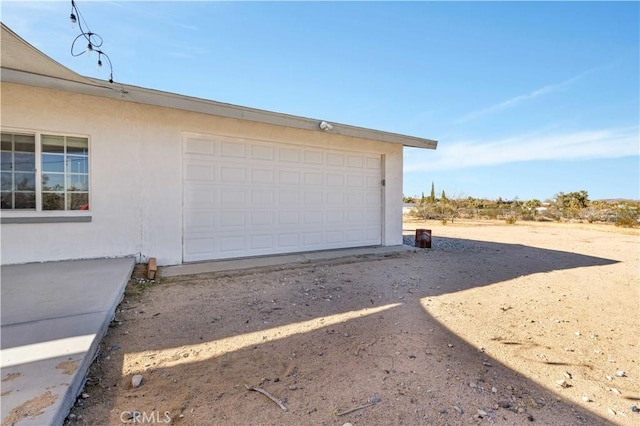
[0, 24, 437, 266]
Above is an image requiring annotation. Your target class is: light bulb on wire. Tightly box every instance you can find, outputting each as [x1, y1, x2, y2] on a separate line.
[69, 0, 115, 84]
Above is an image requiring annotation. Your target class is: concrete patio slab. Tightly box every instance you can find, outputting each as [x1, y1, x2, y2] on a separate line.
[161, 245, 416, 277]
[1, 257, 135, 426]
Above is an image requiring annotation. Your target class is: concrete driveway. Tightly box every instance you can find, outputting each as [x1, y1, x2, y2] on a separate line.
[1, 258, 134, 426]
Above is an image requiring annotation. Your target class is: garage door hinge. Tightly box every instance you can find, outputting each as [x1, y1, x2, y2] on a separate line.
[382, 179, 386, 186]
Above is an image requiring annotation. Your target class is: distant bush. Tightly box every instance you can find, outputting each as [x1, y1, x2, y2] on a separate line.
[409, 203, 438, 220]
[520, 213, 535, 221]
[403, 192, 640, 227]
[615, 209, 639, 228]
[484, 208, 500, 220]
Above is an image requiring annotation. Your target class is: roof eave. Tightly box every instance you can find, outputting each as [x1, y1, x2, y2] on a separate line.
[1, 68, 437, 150]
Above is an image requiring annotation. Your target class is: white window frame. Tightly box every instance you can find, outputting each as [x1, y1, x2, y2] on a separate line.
[1, 127, 91, 223]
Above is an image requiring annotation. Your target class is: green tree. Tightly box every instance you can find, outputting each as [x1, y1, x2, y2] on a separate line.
[429, 181, 436, 203]
[441, 190, 447, 203]
[555, 190, 590, 218]
[525, 199, 542, 209]
[556, 191, 589, 209]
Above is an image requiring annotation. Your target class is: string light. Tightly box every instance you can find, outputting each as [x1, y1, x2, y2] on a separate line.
[69, 0, 114, 83]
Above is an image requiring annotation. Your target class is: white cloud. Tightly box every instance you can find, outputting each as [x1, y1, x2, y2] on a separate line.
[454, 69, 597, 123]
[164, 41, 210, 58]
[405, 126, 640, 172]
[108, 1, 201, 32]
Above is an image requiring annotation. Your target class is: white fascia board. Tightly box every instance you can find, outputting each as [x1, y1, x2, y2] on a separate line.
[1, 68, 437, 150]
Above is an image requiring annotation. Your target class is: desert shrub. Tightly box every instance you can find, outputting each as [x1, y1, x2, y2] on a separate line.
[615, 209, 639, 228]
[520, 212, 535, 221]
[410, 203, 438, 220]
[484, 208, 500, 220]
[505, 216, 517, 225]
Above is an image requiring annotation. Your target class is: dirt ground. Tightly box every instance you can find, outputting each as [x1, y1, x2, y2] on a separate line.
[66, 220, 639, 425]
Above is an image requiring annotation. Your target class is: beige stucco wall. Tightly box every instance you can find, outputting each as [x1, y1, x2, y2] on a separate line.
[0, 82, 404, 265]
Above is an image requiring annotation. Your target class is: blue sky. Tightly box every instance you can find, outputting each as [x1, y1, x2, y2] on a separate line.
[2, 1, 638, 201]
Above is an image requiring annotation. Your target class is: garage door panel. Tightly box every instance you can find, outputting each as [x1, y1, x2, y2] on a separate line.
[251, 144, 275, 160]
[184, 186, 216, 208]
[184, 163, 216, 182]
[219, 235, 247, 253]
[278, 147, 300, 162]
[184, 210, 215, 231]
[347, 211, 364, 223]
[347, 155, 364, 168]
[279, 190, 300, 206]
[366, 156, 381, 170]
[221, 141, 246, 158]
[325, 230, 344, 243]
[346, 229, 363, 242]
[364, 191, 380, 205]
[304, 210, 323, 224]
[185, 137, 217, 155]
[220, 189, 246, 205]
[303, 232, 323, 246]
[304, 191, 323, 205]
[364, 227, 381, 241]
[251, 169, 274, 184]
[326, 153, 345, 166]
[278, 233, 299, 247]
[221, 167, 246, 183]
[347, 175, 364, 188]
[184, 237, 215, 257]
[366, 175, 381, 188]
[183, 134, 381, 261]
[327, 192, 344, 204]
[278, 210, 300, 225]
[327, 210, 344, 223]
[347, 192, 364, 205]
[278, 170, 299, 185]
[250, 211, 274, 226]
[250, 234, 274, 250]
[365, 208, 382, 224]
[326, 174, 344, 186]
[251, 189, 274, 205]
[304, 150, 323, 164]
[219, 211, 246, 227]
[303, 172, 323, 185]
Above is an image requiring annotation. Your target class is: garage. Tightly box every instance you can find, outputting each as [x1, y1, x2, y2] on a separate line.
[2, 23, 437, 267]
[182, 132, 383, 262]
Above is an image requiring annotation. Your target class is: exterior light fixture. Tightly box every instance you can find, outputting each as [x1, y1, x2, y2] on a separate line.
[319, 121, 334, 132]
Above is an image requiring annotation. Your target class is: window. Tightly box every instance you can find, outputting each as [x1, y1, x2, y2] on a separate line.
[1, 131, 89, 211]
[1, 133, 36, 209]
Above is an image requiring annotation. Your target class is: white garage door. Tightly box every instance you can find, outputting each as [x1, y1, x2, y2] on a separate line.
[182, 133, 383, 262]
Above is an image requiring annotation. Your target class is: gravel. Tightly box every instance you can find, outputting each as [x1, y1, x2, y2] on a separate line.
[403, 234, 479, 251]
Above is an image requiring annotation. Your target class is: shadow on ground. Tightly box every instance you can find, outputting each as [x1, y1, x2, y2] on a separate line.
[68, 237, 621, 425]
